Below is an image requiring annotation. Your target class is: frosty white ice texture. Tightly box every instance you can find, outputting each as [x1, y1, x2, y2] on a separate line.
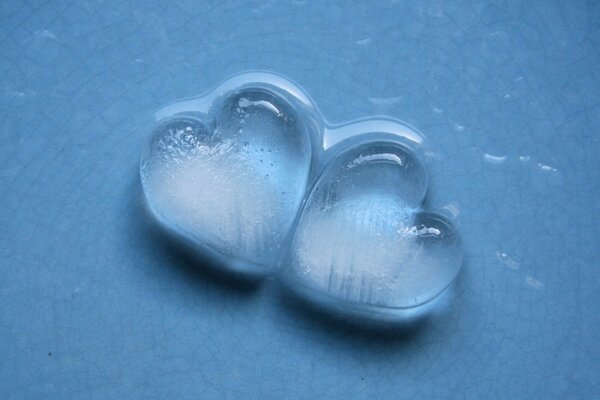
[141, 90, 311, 274]
[284, 142, 463, 319]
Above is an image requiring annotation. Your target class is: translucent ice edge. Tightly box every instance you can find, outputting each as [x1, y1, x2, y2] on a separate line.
[140, 71, 463, 322]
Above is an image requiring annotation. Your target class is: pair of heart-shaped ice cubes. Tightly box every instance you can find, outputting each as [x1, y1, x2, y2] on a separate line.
[140, 72, 463, 321]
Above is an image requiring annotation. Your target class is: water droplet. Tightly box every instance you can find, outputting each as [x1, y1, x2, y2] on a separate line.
[453, 123, 465, 132]
[483, 153, 507, 164]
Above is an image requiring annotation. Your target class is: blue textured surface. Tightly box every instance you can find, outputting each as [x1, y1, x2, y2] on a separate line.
[1, 1, 599, 398]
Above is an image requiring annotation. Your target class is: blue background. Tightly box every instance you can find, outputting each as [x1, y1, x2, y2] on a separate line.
[1, 1, 599, 398]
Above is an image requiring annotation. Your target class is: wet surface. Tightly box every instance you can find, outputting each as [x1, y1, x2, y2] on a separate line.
[1, 1, 599, 398]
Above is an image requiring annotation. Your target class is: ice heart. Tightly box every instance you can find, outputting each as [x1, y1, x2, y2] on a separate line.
[281, 141, 463, 321]
[140, 82, 314, 275]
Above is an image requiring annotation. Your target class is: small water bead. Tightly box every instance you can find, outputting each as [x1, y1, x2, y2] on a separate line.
[282, 142, 463, 321]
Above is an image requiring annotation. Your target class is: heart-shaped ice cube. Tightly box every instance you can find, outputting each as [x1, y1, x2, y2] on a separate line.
[282, 141, 463, 321]
[140, 88, 313, 275]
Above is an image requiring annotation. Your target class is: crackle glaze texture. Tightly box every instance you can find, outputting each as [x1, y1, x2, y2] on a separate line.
[2, 2, 599, 399]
